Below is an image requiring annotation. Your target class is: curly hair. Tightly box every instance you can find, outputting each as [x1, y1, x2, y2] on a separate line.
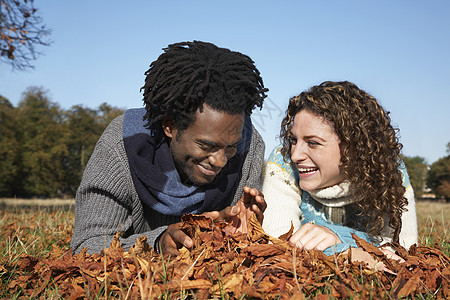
[141, 41, 268, 131]
[279, 81, 407, 243]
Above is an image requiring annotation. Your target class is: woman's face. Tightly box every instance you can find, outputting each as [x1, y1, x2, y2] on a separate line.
[289, 110, 345, 191]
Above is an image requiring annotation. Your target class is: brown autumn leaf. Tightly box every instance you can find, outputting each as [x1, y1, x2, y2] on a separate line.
[395, 268, 422, 298]
[181, 213, 215, 230]
[3, 209, 449, 299]
[243, 244, 286, 257]
[17, 254, 39, 272]
[278, 221, 294, 242]
[352, 233, 384, 256]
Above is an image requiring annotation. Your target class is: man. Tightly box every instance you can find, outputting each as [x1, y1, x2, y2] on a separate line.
[71, 41, 268, 255]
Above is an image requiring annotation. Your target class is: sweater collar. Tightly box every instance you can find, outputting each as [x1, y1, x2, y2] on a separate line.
[307, 181, 357, 207]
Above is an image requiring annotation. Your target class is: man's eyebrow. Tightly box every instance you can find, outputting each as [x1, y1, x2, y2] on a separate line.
[197, 138, 242, 147]
[197, 139, 220, 146]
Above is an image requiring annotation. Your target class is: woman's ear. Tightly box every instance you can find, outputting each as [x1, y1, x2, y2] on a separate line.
[162, 117, 177, 139]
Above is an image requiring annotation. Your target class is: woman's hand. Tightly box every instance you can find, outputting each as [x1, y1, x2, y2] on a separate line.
[289, 223, 341, 251]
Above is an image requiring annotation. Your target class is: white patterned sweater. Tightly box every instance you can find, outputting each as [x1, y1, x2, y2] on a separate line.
[262, 146, 418, 254]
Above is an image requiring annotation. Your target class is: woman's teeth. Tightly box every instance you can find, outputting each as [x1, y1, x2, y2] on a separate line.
[298, 167, 318, 174]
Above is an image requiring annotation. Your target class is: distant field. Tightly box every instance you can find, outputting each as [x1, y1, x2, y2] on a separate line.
[415, 199, 449, 249]
[0, 198, 75, 211]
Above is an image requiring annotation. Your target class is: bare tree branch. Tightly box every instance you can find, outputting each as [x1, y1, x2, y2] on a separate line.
[0, 0, 52, 70]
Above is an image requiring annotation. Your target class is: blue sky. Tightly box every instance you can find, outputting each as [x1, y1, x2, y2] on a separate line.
[1, 0, 449, 163]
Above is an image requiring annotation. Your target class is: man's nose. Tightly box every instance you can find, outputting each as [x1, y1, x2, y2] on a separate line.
[209, 149, 227, 168]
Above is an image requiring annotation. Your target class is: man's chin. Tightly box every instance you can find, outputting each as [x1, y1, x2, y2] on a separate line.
[190, 174, 217, 186]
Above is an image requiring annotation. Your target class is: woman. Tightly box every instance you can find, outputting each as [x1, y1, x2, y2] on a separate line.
[262, 81, 418, 256]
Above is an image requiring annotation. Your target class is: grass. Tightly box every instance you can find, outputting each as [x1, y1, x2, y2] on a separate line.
[0, 207, 74, 299]
[0, 199, 449, 298]
[416, 199, 450, 253]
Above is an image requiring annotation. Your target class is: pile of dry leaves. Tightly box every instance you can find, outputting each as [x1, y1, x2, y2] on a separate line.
[5, 213, 450, 299]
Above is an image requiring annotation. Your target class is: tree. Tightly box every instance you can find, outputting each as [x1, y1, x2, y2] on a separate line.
[402, 155, 428, 199]
[15, 87, 67, 197]
[0, 95, 20, 196]
[62, 105, 102, 195]
[97, 102, 124, 128]
[427, 155, 450, 200]
[61, 103, 124, 195]
[0, 87, 125, 197]
[0, 0, 51, 70]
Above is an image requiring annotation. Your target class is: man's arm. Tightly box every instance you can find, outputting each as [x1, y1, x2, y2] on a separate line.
[231, 125, 265, 204]
[70, 116, 166, 254]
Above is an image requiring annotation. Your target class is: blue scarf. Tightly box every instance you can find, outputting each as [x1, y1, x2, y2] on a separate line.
[123, 108, 252, 216]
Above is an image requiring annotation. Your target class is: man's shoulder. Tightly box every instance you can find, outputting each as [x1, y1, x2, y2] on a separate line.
[123, 108, 148, 138]
[247, 117, 264, 145]
[98, 114, 125, 145]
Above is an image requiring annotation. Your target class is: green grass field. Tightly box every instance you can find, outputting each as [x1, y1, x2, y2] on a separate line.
[0, 199, 448, 298]
[416, 200, 450, 254]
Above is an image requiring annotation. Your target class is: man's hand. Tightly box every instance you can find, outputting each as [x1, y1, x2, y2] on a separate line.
[289, 223, 341, 251]
[202, 186, 266, 234]
[157, 222, 193, 256]
[157, 186, 265, 255]
[242, 186, 266, 224]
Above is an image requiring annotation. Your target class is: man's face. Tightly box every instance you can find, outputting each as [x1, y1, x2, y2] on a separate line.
[163, 104, 245, 186]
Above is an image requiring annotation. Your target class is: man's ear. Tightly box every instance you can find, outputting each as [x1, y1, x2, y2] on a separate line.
[162, 117, 177, 139]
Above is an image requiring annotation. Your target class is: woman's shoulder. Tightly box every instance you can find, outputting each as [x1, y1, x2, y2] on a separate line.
[399, 161, 412, 189]
[265, 145, 299, 183]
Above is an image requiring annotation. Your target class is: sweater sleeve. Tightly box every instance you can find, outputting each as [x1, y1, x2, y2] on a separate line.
[262, 146, 303, 238]
[231, 125, 265, 205]
[70, 115, 166, 254]
[379, 166, 418, 249]
[313, 218, 373, 255]
[398, 185, 418, 248]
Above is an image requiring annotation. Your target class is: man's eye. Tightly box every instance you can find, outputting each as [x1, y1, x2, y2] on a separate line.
[225, 146, 237, 155]
[199, 143, 218, 152]
[308, 141, 319, 146]
[200, 144, 212, 151]
[288, 137, 297, 145]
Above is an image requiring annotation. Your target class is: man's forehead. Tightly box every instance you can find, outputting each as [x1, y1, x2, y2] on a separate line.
[188, 118, 243, 144]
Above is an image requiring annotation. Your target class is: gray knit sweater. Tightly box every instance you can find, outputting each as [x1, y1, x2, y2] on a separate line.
[70, 114, 265, 254]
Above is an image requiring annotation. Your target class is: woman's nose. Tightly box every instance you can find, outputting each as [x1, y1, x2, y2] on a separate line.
[290, 143, 307, 163]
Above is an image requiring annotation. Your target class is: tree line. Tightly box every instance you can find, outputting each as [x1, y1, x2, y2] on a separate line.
[1, 87, 449, 200]
[0, 87, 124, 198]
[402, 145, 450, 200]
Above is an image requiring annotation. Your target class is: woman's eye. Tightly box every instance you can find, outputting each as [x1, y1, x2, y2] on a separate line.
[308, 141, 319, 146]
[288, 137, 297, 145]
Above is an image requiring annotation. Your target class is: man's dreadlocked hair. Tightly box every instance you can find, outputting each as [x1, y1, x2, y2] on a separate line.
[141, 41, 268, 131]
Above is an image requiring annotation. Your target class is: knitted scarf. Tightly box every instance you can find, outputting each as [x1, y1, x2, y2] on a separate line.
[123, 108, 252, 216]
[307, 181, 360, 226]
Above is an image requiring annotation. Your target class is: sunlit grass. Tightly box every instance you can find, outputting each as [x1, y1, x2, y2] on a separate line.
[416, 200, 449, 254]
[0, 199, 449, 298]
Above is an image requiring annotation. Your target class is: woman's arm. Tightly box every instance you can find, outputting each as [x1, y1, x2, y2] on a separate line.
[262, 147, 303, 238]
